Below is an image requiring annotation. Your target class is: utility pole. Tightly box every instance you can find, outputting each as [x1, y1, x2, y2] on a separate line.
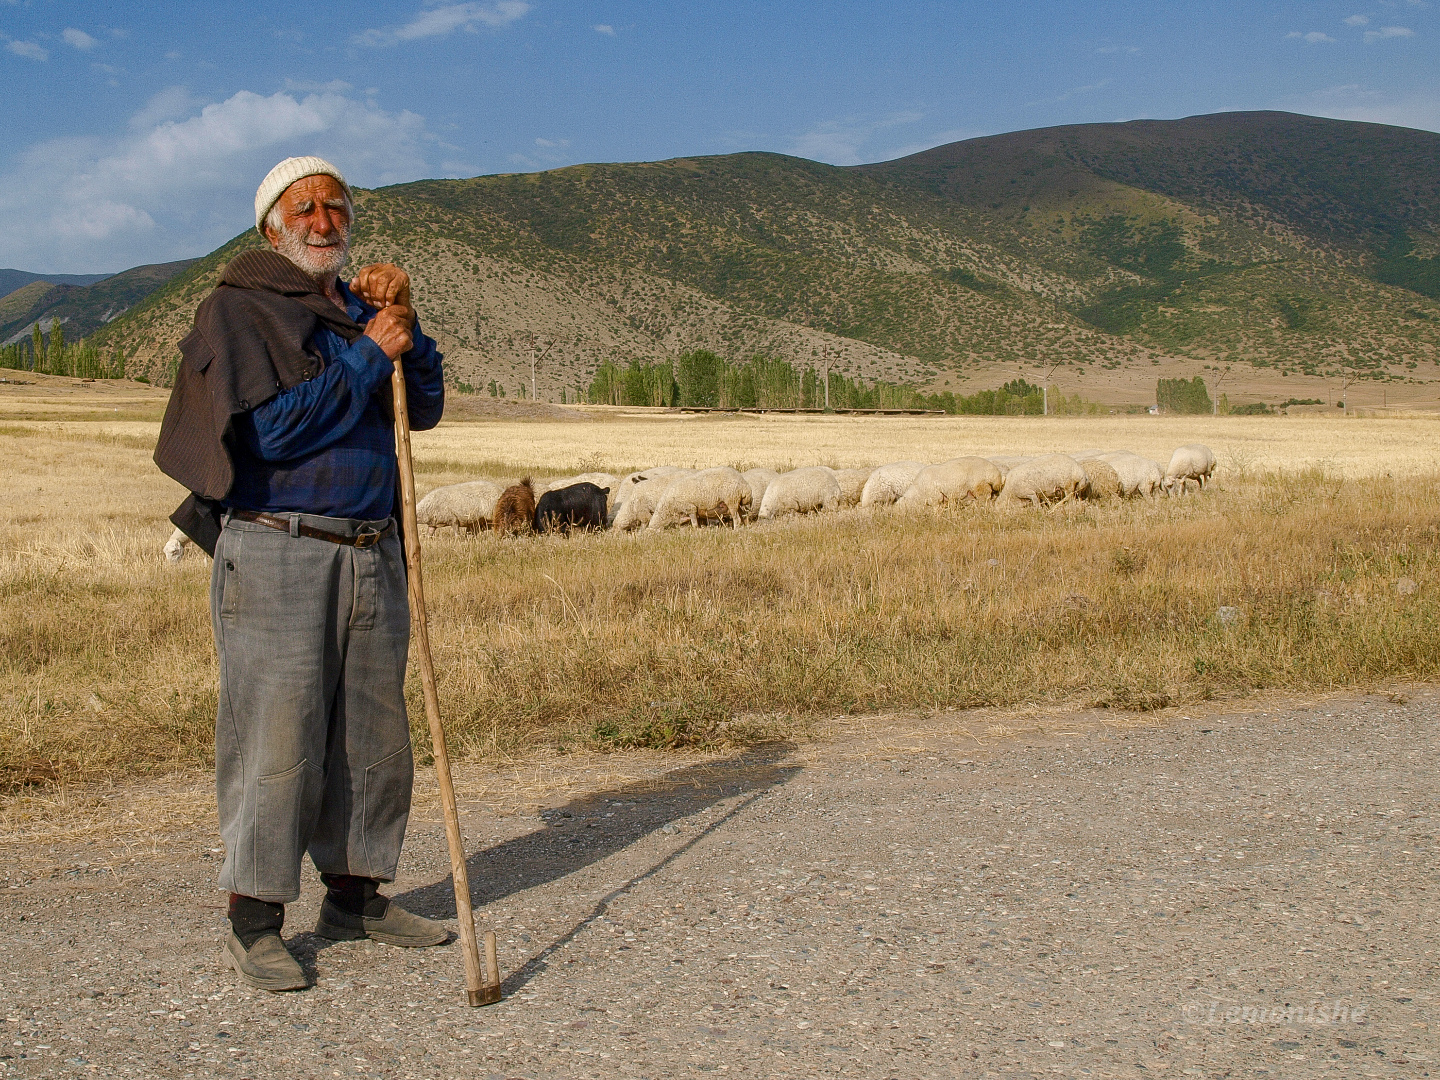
[528, 333, 556, 401]
[1041, 359, 1064, 416]
[1211, 364, 1232, 416]
[822, 346, 831, 411]
[1339, 363, 1355, 414]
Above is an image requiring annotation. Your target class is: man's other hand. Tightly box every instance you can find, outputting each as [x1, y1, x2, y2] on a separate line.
[350, 263, 412, 320]
[363, 305, 415, 361]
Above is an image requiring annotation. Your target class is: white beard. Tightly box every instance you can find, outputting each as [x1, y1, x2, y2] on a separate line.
[273, 222, 350, 281]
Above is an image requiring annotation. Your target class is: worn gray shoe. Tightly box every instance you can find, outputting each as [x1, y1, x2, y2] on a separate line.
[314, 897, 450, 947]
[222, 932, 308, 991]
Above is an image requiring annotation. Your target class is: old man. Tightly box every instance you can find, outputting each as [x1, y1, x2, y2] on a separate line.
[154, 156, 447, 991]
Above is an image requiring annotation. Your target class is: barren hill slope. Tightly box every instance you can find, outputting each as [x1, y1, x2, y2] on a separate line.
[93, 111, 1440, 398]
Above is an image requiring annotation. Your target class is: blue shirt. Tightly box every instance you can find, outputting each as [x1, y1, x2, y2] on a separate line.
[225, 280, 444, 521]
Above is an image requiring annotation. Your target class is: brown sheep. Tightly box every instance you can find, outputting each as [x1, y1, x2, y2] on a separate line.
[493, 478, 537, 535]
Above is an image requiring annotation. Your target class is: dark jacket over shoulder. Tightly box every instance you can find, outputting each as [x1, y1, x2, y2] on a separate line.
[153, 250, 367, 553]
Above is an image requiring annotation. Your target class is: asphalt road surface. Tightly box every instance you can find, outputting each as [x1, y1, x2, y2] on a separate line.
[2, 689, 1436, 1078]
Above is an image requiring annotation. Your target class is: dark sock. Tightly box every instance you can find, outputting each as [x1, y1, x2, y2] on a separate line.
[228, 894, 284, 949]
[321, 874, 389, 918]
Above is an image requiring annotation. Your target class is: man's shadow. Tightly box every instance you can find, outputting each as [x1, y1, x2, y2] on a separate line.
[292, 742, 800, 990]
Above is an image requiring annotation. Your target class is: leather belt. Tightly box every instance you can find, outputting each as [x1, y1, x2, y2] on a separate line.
[229, 509, 388, 548]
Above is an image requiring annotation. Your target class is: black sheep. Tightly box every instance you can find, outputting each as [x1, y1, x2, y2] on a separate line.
[534, 482, 610, 534]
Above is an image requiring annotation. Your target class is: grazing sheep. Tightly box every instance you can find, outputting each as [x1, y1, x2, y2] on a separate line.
[741, 469, 780, 517]
[612, 466, 691, 515]
[537, 472, 620, 504]
[894, 457, 1005, 509]
[1099, 451, 1164, 498]
[534, 483, 609, 534]
[1164, 444, 1216, 494]
[648, 467, 752, 530]
[985, 455, 1033, 478]
[997, 454, 1089, 508]
[859, 461, 925, 508]
[613, 471, 693, 531]
[493, 478, 538, 535]
[757, 466, 842, 520]
[833, 467, 874, 509]
[415, 479, 505, 534]
[1080, 459, 1124, 500]
[1070, 449, 1113, 462]
[163, 527, 191, 563]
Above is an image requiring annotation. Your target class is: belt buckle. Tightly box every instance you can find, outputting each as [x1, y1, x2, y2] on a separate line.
[354, 529, 380, 549]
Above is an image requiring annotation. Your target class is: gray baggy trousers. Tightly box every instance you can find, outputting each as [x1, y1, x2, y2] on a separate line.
[211, 512, 414, 903]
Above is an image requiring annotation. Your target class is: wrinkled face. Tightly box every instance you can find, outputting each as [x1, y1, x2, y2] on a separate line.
[264, 174, 352, 279]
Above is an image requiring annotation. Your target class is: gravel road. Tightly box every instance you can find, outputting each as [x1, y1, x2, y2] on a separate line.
[1, 689, 1436, 1079]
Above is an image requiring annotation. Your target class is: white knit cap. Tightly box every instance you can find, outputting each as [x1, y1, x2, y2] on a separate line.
[254, 156, 352, 235]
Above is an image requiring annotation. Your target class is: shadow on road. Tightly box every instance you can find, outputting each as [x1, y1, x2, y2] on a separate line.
[288, 744, 799, 977]
[394, 741, 800, 924]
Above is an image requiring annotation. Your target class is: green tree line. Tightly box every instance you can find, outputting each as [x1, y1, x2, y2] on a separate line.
[1156, 376, 1213, 414]
[583, 350, 1104, 415]
[1, 322, 128, 379]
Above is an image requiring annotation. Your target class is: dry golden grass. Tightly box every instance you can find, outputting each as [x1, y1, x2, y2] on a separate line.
[414, 409, 1440, 480]
[2, 407, 1438, 792]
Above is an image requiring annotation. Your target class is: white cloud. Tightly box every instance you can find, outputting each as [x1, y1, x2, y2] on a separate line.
[7, 39, 49, 61]
[1286, 30, 1336, 43]
[782, 112, 983, 166]
[1364, 25, 1414, 40]
[788, 112, 921, 166]
[594, 24, 616, 35]
[62, 28, 99, 50]
[0, 87, 437, 272]
[354, 1, 530, 46]
[1343, 14, 1370, 25]
[535, 137, 570, 148]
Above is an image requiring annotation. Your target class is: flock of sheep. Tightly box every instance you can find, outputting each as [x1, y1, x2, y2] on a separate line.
[161, 444, 1214, 559]
[409, 443, 1217, 536]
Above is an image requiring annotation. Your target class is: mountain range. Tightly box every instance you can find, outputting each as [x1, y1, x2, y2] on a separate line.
[0, 261, 195, 348]
[73, 110, 1440, 401]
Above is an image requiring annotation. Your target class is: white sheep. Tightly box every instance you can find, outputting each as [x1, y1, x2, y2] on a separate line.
[894, 457, 1005, 510]
[163, 527, 190, 563]
[757, 466, 842, 519]
[415, 479, 505, 534]
[833, 467, 874, 509]
[741, 469, 780, 517]
[1070, 449, 1113, 462]
[996, 454, 1089, 508]
[985, 455, 1033, 478]
[1163, 444, 1216, 495]
[648, 467, 752, 530]
[1079, 458, 1123, 500]
[859, 461, 925, 508]
[612, 466, 690, 513]
[612, 470, 693, 531]
[1099, 451, 1164, 498]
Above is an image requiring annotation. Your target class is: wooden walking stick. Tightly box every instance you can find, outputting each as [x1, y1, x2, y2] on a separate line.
[390, 355, 501, 1007]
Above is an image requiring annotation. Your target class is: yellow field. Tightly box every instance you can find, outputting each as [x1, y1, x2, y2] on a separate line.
[411, 407, 1440, 481]
[2, 384, 1438, 791]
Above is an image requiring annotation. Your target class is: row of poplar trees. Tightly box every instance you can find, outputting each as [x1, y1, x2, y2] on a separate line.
[0, 323, 126, 379]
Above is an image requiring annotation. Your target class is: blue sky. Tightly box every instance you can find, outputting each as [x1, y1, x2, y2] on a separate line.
[2, 1, 1435, 273]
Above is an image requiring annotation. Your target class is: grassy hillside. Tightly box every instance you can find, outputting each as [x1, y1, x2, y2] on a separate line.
[91, 111, 1440, 399]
